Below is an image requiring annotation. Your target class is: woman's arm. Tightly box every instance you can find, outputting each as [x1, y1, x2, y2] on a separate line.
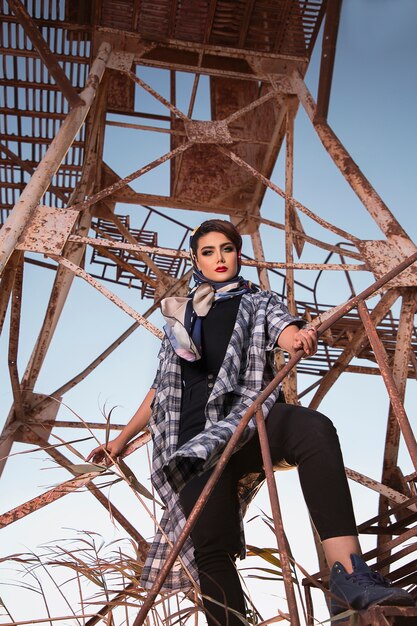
[277, 323, 318, 356]
[86, 387, 156, 464]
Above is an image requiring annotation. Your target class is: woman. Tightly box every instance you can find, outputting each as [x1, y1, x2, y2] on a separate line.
[88, 220, 413, 623]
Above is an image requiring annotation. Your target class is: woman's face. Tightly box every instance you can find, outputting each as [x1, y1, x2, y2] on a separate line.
[195, 231, 239, 282]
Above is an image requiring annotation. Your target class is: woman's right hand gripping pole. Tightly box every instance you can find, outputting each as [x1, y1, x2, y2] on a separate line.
[86, 387, 156, 466]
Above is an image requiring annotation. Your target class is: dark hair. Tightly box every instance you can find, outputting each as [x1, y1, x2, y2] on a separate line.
[190, 219, 242, 255]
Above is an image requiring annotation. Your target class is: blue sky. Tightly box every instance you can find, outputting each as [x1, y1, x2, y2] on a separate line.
[1, 1, 417, 624]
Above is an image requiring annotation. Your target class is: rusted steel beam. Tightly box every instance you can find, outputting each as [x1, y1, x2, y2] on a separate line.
[0, 253, 24, 478]
[357, 300, 417, 472]
[0, 616, 98, 626]
[309, 289, 400, 410]
[224, 90, 277, 125]
[0, 471, 101, 528]
[250, 229, 271, 290]
[7, 253, 25, 423]
[70, 234, 367, 271]
[284, 97, 298, 403]
[0, 42, 112, 276]
[50, 256, 164, 340]
[377, 290, 417, 561]
[255, 408, 301, 625]
[381, 291, 417, 479]
[24, 420, 125, 430]
[343, 365, 406, 376]
[291, 70, 417, 256]
[285, 99, 296, 315]
[216, 145, 360, 243]
[0, 252, 20, 338]
[139, 57, 264, 82]
[345, 468, 417, 512]
[410, 348, 417, 379]
[255, 219, 361, 260]
[127, 70, 188, 121]
[97, 25, 307, 63]
[315, 0, 343, 121]
[2, 0, 82, 108]
[242, 90, 288, 220]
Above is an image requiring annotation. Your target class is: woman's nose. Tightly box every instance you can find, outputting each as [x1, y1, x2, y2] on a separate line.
[216, 249, 225, 262]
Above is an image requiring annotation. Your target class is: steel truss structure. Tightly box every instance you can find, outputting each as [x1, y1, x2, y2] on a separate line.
[1, 1, 417, 625]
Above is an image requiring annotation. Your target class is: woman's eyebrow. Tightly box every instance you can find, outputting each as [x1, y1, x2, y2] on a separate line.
[200, 242, 233, 251]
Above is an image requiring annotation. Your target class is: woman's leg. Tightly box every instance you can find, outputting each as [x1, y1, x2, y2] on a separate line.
[179, 465, 246, 626]
[234, 403, 359, 560]
[234, 404, 414, 615]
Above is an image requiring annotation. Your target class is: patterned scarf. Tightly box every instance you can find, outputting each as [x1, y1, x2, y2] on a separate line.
[161, 233, 256, 361]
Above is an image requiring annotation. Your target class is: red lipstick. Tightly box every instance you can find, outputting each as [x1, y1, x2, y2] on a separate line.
[215, 266, 227, 272]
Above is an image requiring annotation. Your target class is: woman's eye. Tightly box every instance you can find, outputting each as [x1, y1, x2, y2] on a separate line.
[201, 250, 212, 256]
[223, 247, 234, 253]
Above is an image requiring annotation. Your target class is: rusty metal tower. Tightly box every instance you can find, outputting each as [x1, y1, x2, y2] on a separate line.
[1, 1, 417, 625]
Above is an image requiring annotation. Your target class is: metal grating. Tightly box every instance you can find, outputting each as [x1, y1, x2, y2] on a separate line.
[0, 0, 91, 222]
[136, 0, 325, 54]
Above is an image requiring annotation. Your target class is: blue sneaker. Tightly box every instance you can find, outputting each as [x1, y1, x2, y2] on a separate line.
[330, 554, 415, 617]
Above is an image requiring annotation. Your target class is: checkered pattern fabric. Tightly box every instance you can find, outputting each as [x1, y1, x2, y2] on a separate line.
[140, 291, 303, 591]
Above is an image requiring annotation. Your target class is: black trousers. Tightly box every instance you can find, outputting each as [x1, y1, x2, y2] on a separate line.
[178, 377, 357, 626]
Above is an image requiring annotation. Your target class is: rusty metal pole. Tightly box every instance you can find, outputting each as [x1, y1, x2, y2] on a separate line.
[357, 300, 417, 472]
[250, 229, 271, 290]
[315, 0, 343, 121]
[291, 70, 417, 257]
[0, 41, 112, 276]
[255, 407, 301, 625]
[0, 252, 21, 337]
[284, 95, 299, 404]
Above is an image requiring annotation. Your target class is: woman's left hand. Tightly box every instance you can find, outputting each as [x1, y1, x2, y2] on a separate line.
[291, 326, 318, 356]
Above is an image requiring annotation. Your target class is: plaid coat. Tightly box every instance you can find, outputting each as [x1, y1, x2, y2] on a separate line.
[140, 290, 302, 591]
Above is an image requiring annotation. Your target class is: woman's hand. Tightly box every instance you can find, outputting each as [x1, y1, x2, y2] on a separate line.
[86, 437, 126, 466]
[277, 324, 318, 356]
[291, 326, 318, 356]
[85, 387, 155, 466]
